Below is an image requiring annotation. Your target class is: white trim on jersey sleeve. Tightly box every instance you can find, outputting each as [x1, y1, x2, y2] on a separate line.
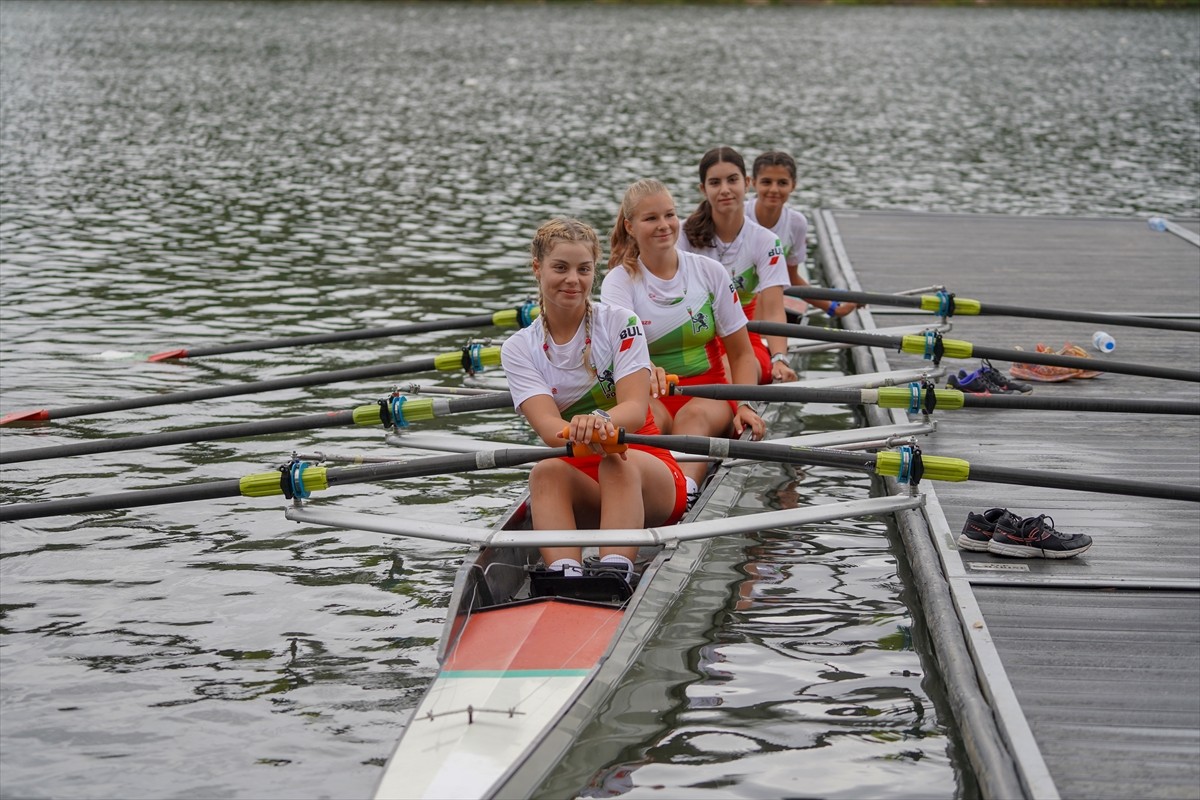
[747, 219, 790, 291]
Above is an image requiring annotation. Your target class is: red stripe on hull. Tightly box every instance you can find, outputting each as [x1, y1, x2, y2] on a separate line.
[444, 599, 623, 672]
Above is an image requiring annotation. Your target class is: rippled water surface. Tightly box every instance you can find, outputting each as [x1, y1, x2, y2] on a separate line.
[1, 2, 1196, 799]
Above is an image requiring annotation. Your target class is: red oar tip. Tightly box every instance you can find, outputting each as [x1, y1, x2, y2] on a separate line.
[147, 348, 189, 362]
[0, 409, 51, 425]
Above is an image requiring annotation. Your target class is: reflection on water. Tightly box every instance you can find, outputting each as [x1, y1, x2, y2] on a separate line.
[1, 2, 1195, 798]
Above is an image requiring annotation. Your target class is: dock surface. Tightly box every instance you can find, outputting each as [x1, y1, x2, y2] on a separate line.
[816, 210, 1200, 800]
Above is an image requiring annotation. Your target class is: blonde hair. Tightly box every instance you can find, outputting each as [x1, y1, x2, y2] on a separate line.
[531, 217, 601, 378]
[609, 179, 672, 278]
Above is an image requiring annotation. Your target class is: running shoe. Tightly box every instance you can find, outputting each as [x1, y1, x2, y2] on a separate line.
[979, 360, 1033, 394]
[988, 514, 1093, 559]
[959, 507, 1023, 552]
[947, 368, 993, 394]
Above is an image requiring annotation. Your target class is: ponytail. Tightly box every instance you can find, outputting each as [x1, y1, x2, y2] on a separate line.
[610, 178, 672, 278]
[684, 146, 747, 249]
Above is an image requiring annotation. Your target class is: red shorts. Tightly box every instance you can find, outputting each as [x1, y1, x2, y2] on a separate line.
[563, 420, 688, 525]
[750, 335, 772, 385]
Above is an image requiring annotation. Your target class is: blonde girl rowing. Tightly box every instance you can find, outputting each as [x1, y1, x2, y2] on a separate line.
[747, 150, 858, 318]
[602, 180, 765, 506]
[679, 146, 797, 385]
[500, 218, 687, 582]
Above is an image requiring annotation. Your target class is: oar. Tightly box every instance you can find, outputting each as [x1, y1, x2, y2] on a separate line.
[0, 392, 515, 464]
[0, 440, 617, 522]
[747, 320, 1200, 383]
[0, 346, 503, 425]
[145, 304, 538, 361]
[619, 433, 1200, 503]
[783, 286, 1200, 333]
[672, 383, 1200, 416]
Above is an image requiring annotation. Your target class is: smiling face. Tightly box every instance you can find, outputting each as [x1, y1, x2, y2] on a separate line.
[533, 240, 595, 316]
[751, 164, 796, 214]
[624, 190, 679, 262]
[700, 159, 748, 214]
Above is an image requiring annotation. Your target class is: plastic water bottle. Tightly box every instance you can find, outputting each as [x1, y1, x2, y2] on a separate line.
[1092, 331, 1116, 353]
[1147, 217, 1168, 232]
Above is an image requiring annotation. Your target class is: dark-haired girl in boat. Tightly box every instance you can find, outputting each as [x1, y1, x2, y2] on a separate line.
[679, 145, 797, 385]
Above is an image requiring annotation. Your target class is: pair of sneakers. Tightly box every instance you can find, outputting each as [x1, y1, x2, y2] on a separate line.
[959, 507, 1093, 558]
[948, 361, 1033, 395]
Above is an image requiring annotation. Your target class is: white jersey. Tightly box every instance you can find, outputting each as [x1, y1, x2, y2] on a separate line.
[678, 216, 788, 313]
[746, 197, 810, 283]
[600, 251, 747, 378]
[501, 302, 650, 419]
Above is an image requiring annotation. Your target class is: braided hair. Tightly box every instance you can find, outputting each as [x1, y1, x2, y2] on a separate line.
[531, 217, 602, 378]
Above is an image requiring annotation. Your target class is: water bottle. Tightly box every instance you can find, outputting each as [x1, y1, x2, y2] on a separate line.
[1147, 217, 1168, 232]
[1092, 331, 1116, 353]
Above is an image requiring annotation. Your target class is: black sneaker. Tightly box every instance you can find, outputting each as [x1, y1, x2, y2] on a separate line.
[959, 508, 1023, 552]
[583, 556, 638, 588]
[947, 368, 993, 394]
[988, 514, 1093, 559]
[980, 360, 1032, 394]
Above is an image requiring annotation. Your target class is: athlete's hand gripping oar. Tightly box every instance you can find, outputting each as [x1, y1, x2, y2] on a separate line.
[784, 286, 1200, 333]
[747, 320, 1200, 383]
[145, 303, 539, 361]
[0, 438, 627, 523]
[618, 432, 1200, 503]
[0, 392, 515, 465]
[0, 345, 503, 426]
[671, 382, 1200, 416]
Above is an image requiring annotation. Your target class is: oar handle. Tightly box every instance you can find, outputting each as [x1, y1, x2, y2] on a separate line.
[558, 425, 627, 458]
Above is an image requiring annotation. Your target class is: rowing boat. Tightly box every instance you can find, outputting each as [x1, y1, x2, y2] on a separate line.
[280, 364, 938, 799]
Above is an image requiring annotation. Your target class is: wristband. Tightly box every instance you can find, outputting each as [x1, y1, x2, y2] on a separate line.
[770, 353, 789, 365]
[826, 301, 840, 317]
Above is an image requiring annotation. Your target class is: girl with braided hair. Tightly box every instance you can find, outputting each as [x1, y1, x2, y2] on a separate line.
[500, 218, 687, 583]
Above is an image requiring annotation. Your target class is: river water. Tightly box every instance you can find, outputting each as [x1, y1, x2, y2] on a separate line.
[1, 2, 1196, 799]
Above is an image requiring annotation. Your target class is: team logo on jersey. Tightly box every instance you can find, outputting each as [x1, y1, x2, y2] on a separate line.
[732, 274, 746, 291]
[598, 367, 616, 398]
[767, 239, 784, 266]
[686, 306, 709, 335]
[618, 318, 643, 352]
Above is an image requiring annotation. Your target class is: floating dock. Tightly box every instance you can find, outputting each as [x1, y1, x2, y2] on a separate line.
[817, 210, 1200, 800]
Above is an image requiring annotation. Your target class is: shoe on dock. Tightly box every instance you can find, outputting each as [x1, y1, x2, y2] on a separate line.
[979, 360, 1033, 394]
[987, 514, 1093, 559]
[959, 508, 1023, 552]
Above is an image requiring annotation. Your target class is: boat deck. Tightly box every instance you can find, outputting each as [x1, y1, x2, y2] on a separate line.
[816, 210, 1200, 800]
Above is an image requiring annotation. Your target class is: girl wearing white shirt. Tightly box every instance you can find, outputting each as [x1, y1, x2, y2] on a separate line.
[501, 218, 686, 581]
[747, 150, 858, 319]
[603, 180, 764, 505]
[679, 146, 797, 385]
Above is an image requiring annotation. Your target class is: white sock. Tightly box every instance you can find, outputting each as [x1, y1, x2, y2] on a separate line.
[548, 558, 583, 577]
[599, 553, 634, 574]
[685, 476, 699, 496]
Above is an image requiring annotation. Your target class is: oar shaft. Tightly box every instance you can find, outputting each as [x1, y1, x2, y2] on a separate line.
[748, 321, 1200, 383]
[0, 479, 246, 522]
[0, 441, 566, 522]
[0, 392, 515, 464]
[961, 394, 1200, 415]
[674, 383, 1200, 416]
[965, 463, 1200, 503]
[150, 309, 525, 361]
[784, 286, 1200, 332]
[1, 346, 504, 425]
[619, 432, 1200, 503]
